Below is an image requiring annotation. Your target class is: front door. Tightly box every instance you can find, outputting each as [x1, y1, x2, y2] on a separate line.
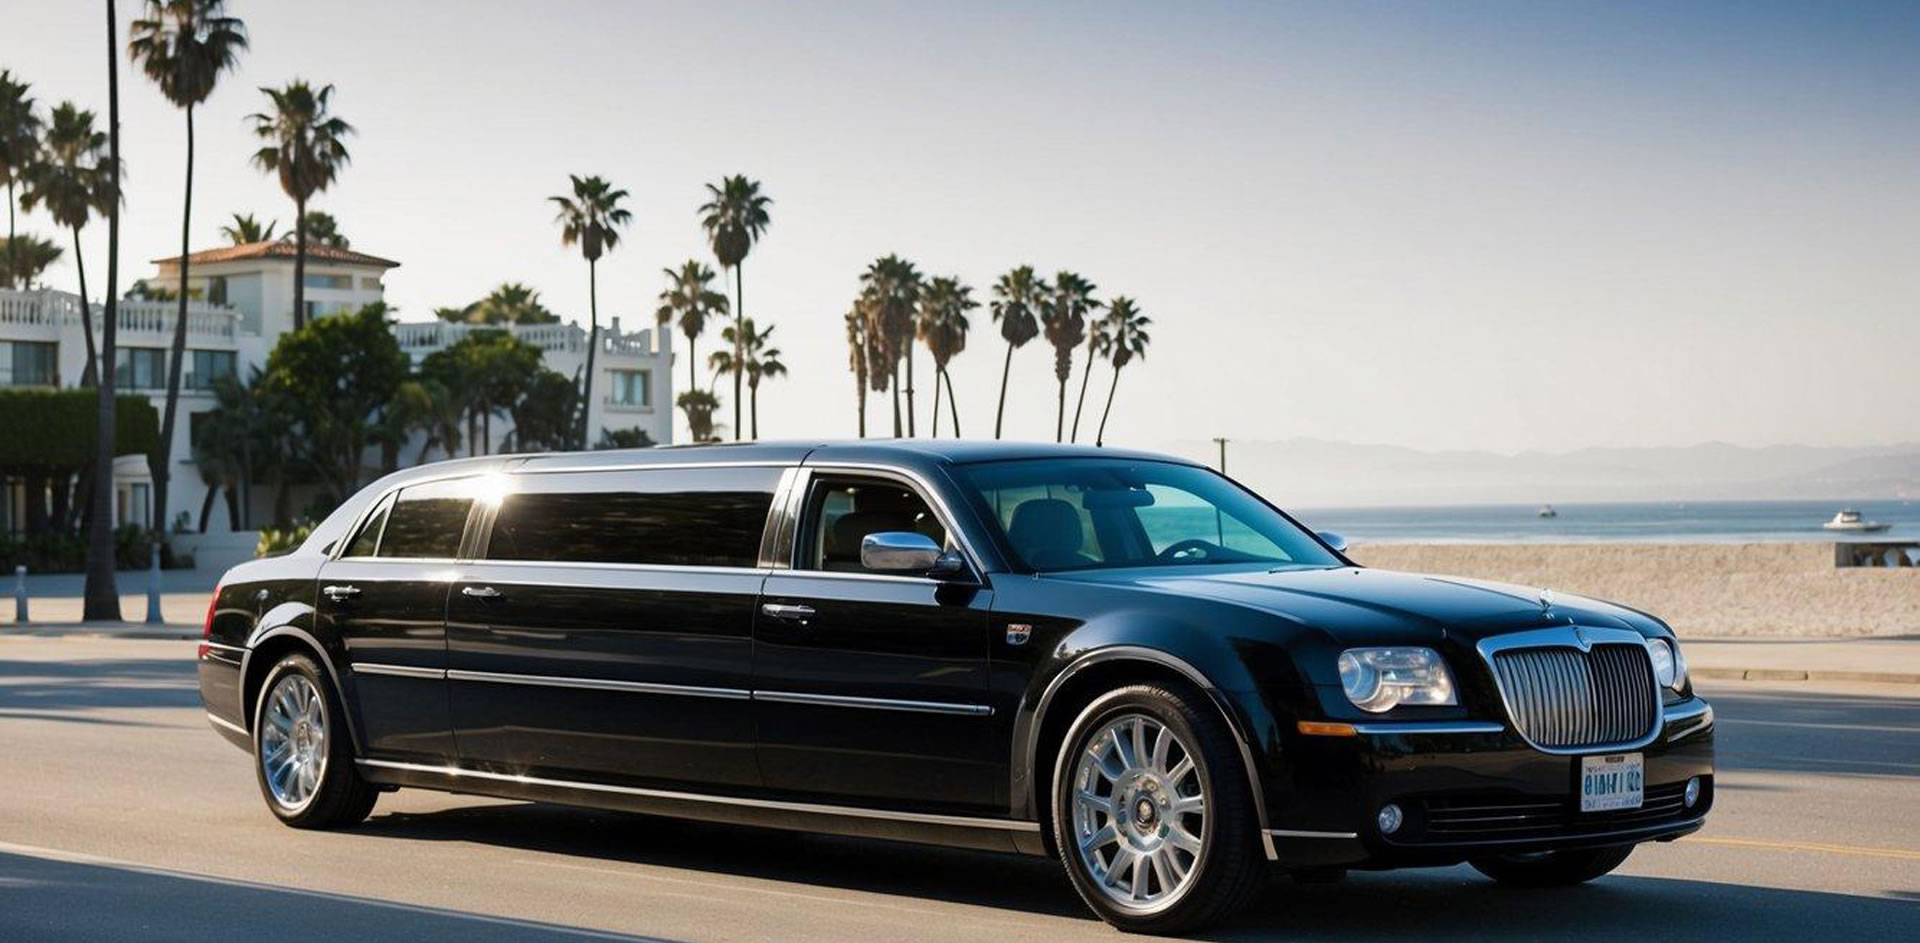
[754, 472, 998, 813]
[446, 465, 779, 790]
[315, 480, 474, 761]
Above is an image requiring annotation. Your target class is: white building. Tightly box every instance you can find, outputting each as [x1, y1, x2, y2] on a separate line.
[1, 240, 672, 538]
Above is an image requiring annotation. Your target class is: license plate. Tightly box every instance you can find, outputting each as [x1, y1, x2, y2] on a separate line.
[1579, 753, 1644, 812]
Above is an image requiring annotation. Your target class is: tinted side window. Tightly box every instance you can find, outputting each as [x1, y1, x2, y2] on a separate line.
[486, 466, 780, 568]
[378, 481, 475, 559]
[804, 478, 948, 573]
[342, 496, 391, 558]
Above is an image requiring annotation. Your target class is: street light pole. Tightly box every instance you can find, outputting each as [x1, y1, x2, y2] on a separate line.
[1212, 437, 1229, 474]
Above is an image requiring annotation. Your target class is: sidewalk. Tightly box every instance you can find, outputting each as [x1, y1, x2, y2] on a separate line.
[1683, 636, 1920, 685]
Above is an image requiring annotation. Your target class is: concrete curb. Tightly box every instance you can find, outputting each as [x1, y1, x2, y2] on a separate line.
[1692, 666, 1920, 685]
[3, 624, 201, 642]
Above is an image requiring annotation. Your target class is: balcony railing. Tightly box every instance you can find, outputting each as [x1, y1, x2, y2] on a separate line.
[0, 288, 242, 344]
[394, 319, 666, 359]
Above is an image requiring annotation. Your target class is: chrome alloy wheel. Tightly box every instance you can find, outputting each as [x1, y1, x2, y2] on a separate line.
[1070, 712, 1208, 912]
[259, 674, 328, 811]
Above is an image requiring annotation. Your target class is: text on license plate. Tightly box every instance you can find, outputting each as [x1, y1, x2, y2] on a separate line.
[1580, 752, 1644, 812]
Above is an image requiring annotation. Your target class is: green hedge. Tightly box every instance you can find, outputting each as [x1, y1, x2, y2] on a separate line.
[0, 389, 161, 471]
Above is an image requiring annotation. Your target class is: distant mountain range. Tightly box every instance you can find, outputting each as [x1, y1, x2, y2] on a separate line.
[1153, 438, 1920, 508]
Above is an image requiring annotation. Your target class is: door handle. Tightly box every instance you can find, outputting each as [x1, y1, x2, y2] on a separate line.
[760, 603, 816, 625]
[461, 586, 503, 599]
[322, 584, 361, 601]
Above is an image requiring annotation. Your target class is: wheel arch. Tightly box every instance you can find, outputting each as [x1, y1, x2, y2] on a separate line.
[239, 625, 362, 754]
[1018, 646, 1275, 859]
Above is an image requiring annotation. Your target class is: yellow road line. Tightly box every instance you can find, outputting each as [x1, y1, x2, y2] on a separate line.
[1686, 835, 1920, 861]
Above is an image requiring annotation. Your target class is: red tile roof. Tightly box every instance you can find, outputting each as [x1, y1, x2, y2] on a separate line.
[152, 240, 401, 268]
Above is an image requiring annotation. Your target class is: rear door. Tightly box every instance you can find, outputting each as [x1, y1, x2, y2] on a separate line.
[753, 470, 999, 812]
[445, 465, 780, 789]
[315, 478, 475, 761]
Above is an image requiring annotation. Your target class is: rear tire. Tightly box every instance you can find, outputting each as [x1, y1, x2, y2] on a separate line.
[1051, 683, 1263, 934]
[252, 654, 378, 829]
[1470, 845, 1635, 887]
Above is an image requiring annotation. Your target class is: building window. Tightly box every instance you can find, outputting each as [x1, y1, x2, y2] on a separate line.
[608, 369, 651, 407]
[206, 276, 228, 306]
[302, 273, 353, 290]
[4, 342, 58, 387]
[114, 347, 167, 390]
[360, 277, 382, 291]
[188, 350, 237, 390]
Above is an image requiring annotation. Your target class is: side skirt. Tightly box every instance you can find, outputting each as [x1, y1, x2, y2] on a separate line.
[356, 759, 1039, 855]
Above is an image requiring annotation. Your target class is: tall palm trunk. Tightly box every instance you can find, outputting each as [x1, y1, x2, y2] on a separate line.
[929, 370, 942, 437]
[5, 181, 15, 289]
[1095, 365, 1123, 447]
[84, 0, 123, 622]
[993, 342, 1014, 439]
[890, 364, 902, 437]
[731, 265, 743, 440]
[154, 102, 197, 541]
[686, 336, 697, 393]
[1069, 339, 1098, 443]
[749, 382, 759, 439]
[70, 227, 100, 387]
[1055, 377, 1067, 443]
[944, 370, 961, 438]
[579, 258, 599, 449]
[854, 370, 867, 437]
[904, 347, 916, 437]
[290, 196, 307, 329]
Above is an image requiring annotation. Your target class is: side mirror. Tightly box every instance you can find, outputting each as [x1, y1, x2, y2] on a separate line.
[860, 531, 943, 573]
[1317, 531, 1350, 553]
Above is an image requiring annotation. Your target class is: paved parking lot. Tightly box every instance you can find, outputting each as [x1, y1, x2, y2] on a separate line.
[1, 635, 1914, 941]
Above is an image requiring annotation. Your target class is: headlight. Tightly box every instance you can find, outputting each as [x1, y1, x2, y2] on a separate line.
[1337, 647, 1456, 713]
[1648, 638, 1687, 692]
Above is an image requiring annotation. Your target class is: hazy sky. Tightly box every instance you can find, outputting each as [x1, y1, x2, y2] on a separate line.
[8, 0, 1917, 453]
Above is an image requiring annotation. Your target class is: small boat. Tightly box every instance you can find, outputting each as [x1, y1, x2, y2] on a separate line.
[1822, 509, 1890, 533]
[1537, 505, 1558, 519]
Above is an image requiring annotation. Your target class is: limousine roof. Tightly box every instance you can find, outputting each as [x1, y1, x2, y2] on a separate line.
[507, 439, 1199, 475]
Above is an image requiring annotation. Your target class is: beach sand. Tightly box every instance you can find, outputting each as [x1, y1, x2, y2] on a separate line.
[1350, 542, 1920, 638]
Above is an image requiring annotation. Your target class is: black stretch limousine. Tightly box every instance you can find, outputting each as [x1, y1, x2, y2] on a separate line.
[198, 441, 1714, 933]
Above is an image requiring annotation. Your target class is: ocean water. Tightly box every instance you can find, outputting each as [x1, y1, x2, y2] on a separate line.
[1288, 499, 1920, 544]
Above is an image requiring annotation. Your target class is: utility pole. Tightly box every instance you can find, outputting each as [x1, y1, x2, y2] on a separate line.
[1212, 437, 1229, 474]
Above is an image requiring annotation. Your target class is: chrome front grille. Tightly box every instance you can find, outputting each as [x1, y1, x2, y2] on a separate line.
[1490, 643, 1657, 749]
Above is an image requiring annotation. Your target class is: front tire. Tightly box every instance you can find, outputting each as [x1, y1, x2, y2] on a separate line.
[252, 654, 377, 829]
[1051, 684, 1263, 934]
[1470, 845, 1635, 887]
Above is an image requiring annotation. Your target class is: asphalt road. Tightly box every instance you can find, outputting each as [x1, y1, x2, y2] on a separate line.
[1, 635, 1914, 942]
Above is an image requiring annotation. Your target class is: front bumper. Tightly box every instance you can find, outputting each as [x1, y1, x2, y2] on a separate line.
[1263, 698, 1715, 868]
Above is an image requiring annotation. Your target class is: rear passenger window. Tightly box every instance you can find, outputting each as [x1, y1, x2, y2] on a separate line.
[378, 480, 475, 559]
[342, 495, 391, 558]
[486, 467, 779, 568]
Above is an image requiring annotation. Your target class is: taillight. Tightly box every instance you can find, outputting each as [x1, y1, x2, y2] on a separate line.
[197, 586, 220, 659]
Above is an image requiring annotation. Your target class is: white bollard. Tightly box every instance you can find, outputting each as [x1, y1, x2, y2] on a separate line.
[12, 565, 26, 624]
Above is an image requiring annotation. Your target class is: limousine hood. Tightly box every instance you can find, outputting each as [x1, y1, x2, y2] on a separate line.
[1050, 565, 1661, 644]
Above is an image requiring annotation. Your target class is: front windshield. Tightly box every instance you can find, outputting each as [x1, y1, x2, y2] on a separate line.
[951, 458, 1342, 572]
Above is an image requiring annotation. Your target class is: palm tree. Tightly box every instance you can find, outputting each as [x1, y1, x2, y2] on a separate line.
[917, 276, 975, 437]
[988, 266, 1045, 439]
[844, 305, 869, 437]
[451, 282, 558, 325]
[676, 389, 722, 442]
[130, 0, 249, 550]
[0, 234, 61, 288]
[1068, 300, 1113, 443]
[87, 0, 129, 619]
[248, 79, 352, 330]
[859, 254, 922, 437]
[1094, 297, 1151, 447]
[698, 175, 771, 439]
[217, 210, 273, 244]
[284, 208, 346, 247]
[654, 260, 727, 392]
[21, 104, 115, 387]
[551, 173, 632, 449]
[708, 319, 786, 439]
[0, 71, 44, 291]
[1042, 271, 1097, 442]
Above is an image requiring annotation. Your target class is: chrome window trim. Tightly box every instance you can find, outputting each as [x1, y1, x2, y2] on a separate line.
[1350, 721, 1507, 736]
[453, 559, 772, 578]
[753, 690, 993, 716]
[1475, 626, 1666, 756]
[355, 758, 1040, 832]
[352, 663, 447, 681]
[447, 668, 751, 701]
[510, 459, 795, 475]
